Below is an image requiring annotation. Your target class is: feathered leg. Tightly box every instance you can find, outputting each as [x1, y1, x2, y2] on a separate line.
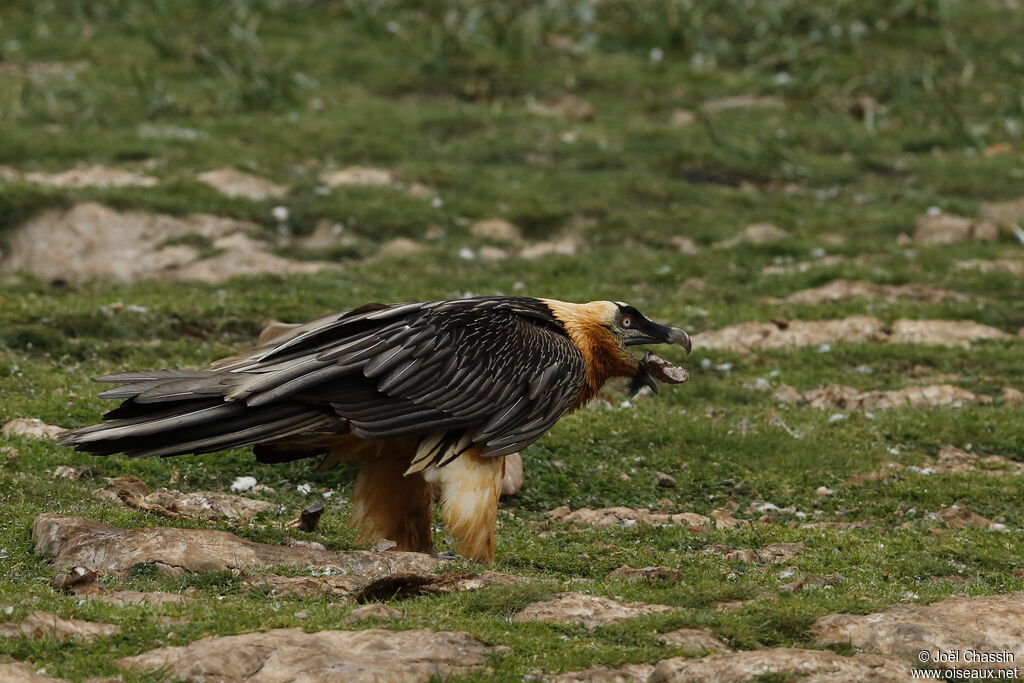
[349, 439, 434, 554]
[424, 449, 504, 564]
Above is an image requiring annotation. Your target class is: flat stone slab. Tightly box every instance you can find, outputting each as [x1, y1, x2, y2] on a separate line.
[513, 593, 672, 629]
[813, 592, 1024, 673]
[32, 514, 439, 577]
[649, 648, 934, 682]
[0, 611, 120, 642]
[118, 627, 496, 682]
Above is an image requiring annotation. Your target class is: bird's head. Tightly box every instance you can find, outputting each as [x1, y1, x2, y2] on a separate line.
[540, 298, 692, 392]
[608, 301, 692, 355]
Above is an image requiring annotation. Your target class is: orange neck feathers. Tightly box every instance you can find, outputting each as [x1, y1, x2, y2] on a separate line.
[540, 299, 638, 404]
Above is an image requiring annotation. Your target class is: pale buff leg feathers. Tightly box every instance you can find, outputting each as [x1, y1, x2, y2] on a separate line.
[348, 440, 435, 554]
[423, 449, 505, 564]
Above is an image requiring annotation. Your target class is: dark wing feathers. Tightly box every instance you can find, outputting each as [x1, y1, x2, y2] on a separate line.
[61, 296, 588, 465]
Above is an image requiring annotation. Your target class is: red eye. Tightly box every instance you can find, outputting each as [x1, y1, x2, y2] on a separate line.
[622, 316, 633, 328]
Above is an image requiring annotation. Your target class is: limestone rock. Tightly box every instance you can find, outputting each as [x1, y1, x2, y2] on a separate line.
[914, 212, 998, 244]
[552, 663, 654, 682]
[470, 219, 522, 242]
[0, 611, 120, 642]
[649, 648, 926, 682]
[519, 236, 583, 259]
[980, 197, 1024, 224]
[802, 384, 991, 411]
[118, 628, 496, 682]
[659, 627, 732, 652]
[0, 202, 329, 283]
[513, 593, 672, 628]
[889, 319, 1009, 348]
[93, 478, 281, 522]
[607, 566, 683, 583]
[776, 280, 972, 305]
[528, 94, 596, 121]
[196, 167, 287, 200]
[954, 259, 1024, 275]
[548, 506, 710, 529]
[715, 223, 789, 247]
[696, 316, 1009, 352]
[702, 95, 785, 111]
[0, 662, 71, 682]
[813, 592, 1024, 673]
[694, 316, 885, 352]
[758, 542, 805, 564]
[375, 238, 426, 259]
[15, 164, 157, 189]
[32, 514, 440, 577]
[246, 574, 365, 599]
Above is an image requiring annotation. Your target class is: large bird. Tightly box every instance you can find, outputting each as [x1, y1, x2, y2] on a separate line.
[61, 296, 691, 563]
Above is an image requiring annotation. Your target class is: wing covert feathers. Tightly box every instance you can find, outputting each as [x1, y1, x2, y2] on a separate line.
[61, 296, 590, 467]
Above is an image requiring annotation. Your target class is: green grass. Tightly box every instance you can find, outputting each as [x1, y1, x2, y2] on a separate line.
[1, 0, 1023, 680]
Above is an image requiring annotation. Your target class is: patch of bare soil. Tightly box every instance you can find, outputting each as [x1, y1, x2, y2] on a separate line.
[2, 418, 65, 439]
[118, 628, 497, 682]
[512, 593, 672, 628]
[320, 166, 433, 197]
[92, 477, 281, 522]
[913, 212, 999, 244]
[0, 662, 69, 682]
[788, 384, 992, 411]
[772, 280, 973, 305]
[551, 664, 655, 682]
[813, 592, 1024, 673]
[954, 259, 1024, 275]
[659, 628, 733, 652]
[696, 316, 1010, 352]
[0, 611, 120, 642]
[547, 506, 710, 529]
[32, 514, 440, 577]
[714, 223, 789, 248]
[649, 648, 926, 682]
[0, 202, 334, 283]
[197, 167, 287, 200]
[0, 164, 157, 188]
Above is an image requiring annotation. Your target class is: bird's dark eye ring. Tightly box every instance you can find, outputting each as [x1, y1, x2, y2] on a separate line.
[622, 315, 633, 328]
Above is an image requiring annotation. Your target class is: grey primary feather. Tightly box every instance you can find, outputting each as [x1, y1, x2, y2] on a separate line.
[61, 296, 589, 467]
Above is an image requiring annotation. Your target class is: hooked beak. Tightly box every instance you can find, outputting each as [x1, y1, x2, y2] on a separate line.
[623, 322, 692, 355]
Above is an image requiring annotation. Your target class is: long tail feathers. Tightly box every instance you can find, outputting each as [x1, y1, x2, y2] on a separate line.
[59, 370, 343, 458]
